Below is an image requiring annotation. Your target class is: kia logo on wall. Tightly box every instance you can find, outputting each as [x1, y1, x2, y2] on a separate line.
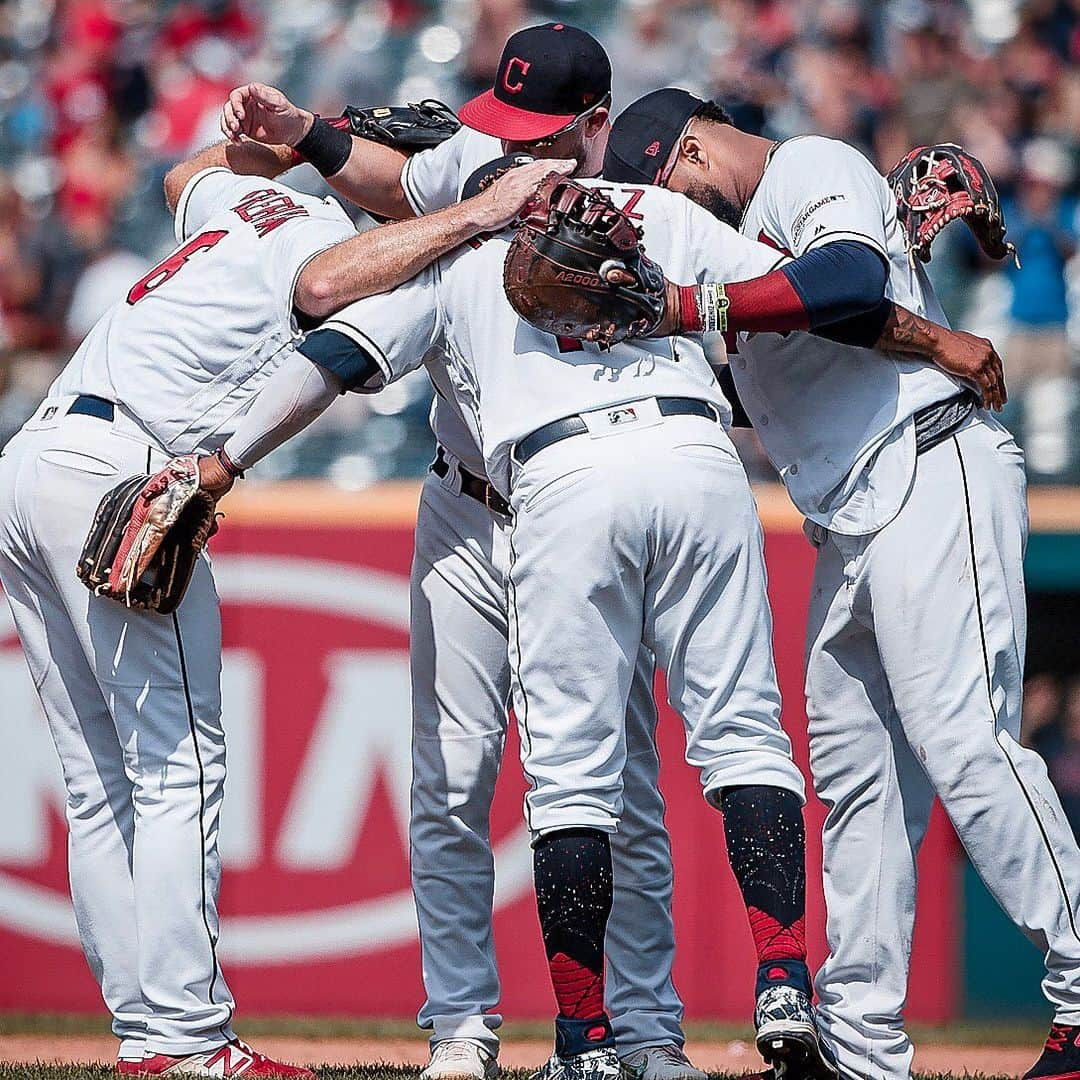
[0, 555, 534, 965]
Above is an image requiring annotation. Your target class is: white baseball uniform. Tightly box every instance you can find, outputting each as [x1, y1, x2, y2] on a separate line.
[0, 170, 354, 1059]
[302, 178, 806, 881]
[733, 135, 1080, 1080]
[401, 128, 687, 1053]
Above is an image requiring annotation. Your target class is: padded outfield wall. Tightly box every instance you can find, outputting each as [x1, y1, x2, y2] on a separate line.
[0, 482, 1076, 1022]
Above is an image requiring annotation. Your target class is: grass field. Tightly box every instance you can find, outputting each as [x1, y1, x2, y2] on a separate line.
[0, 1014, 1044, 1080]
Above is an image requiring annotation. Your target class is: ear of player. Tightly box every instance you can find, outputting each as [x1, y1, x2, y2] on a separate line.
[77, 450, 240, 614]
[503, 176, 669, 348]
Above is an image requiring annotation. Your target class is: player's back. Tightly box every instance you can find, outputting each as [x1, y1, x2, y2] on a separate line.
[432, 180, 781, 486]
[51, 169, 355, 455]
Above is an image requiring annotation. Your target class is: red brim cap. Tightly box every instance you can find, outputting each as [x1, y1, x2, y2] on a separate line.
[459, 88, 576, 141]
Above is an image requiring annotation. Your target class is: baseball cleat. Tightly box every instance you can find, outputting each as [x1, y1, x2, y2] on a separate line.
[619, 1044, 707, 1080]
[754, 985, 837, 1080]
[116, 1039, 315, 1077]
[422, 1039, 500, 1080]
[1024, 1022, 1080, 1079]
[531, 1046, 623, 1080]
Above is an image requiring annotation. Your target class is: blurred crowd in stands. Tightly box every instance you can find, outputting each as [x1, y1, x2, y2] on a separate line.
[1, 0, 1080, 483]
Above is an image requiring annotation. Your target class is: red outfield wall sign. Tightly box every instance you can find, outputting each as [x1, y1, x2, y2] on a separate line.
[0, 491, 958, 1021]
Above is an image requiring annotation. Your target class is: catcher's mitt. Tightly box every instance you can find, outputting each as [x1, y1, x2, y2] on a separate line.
[339, 100, 460, 154]
[503, 175, 667, 348]
[888, 143, 1018, 265]
[77, 456, 217, 615]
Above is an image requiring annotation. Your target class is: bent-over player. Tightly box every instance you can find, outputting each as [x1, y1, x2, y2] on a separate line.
[605, 89, 1080, 1080]
[220, 25, 710, 1080]
[0, 135, 554, 1076]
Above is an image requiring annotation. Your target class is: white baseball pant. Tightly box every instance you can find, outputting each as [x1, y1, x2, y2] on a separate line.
[806, 414, 1080, 1080]
[409, 458, 685, 1054]
[0, 404, 235, 1058]
[504, 405, 805, 839]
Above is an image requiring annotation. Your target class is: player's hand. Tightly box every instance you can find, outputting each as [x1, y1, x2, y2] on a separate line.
[930, 328, 1007, 411]
[197, 452, 237, 500]
[467, 159, 575, 233]
[582, 271, 681, 344]
[221, 83, 314, 147]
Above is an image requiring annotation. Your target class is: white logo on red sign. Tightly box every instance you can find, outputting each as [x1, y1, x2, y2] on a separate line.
[0, 555, 534, 964]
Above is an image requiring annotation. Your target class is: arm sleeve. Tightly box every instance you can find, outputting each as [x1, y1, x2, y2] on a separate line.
[174, 167, 251, 243]
[763, 137, 892, 259]
[399, 128, 467, 215]
[223, 349, 344, 469]
[297, 265, 443, 391]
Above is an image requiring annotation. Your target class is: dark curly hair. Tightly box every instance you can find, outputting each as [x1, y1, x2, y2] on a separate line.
[692, 100, 734, 127]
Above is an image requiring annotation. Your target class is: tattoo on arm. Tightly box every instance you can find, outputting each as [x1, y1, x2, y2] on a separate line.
[875, 303, 942, 358]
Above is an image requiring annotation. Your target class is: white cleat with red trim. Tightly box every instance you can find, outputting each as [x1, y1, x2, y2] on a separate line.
[117, 1039, 315, 1077]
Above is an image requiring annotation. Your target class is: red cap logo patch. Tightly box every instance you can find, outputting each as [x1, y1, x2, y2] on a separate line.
[502, 57, 531, 94]
[644, 140, 662, 157]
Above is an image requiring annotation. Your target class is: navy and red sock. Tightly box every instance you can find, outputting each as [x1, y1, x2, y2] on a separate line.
[534, 828, 615, 1055]
[720, 785, 812, 997]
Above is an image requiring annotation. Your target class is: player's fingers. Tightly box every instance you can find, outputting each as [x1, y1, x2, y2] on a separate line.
[228, 86, 248, 123]
[221, 101, 242, 140]
[603, 267, 637, 286]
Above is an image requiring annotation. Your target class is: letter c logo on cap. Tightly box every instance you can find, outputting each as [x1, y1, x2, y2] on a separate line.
[502, 57, 531, 94]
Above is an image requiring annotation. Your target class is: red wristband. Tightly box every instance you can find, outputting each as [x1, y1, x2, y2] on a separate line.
[678, 285, 703, 333]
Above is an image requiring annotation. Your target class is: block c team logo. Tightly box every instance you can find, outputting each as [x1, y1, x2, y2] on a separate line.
[502, 57, 531, 94]
[0, 553, 535, 971]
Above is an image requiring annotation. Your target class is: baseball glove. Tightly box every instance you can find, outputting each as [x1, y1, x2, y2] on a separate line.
[339, 100, 460, 153]
[77, 456, 218, 614]
[503, 175, 667, 348]
[888, 143, 1017, 265]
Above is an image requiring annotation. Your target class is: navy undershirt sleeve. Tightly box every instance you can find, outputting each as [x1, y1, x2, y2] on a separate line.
[298, 329, 383, 393]
[780, 240, 888, 329]
[814, 296, 894, 349]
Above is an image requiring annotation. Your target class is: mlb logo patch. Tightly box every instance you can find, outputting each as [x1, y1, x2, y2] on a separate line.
[607, 406, 638, 425]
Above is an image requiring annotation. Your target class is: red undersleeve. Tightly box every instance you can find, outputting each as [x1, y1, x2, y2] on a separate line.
[548, 952, 605, 1019]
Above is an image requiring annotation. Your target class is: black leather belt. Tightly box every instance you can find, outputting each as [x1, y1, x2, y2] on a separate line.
[431, 448, 511, 518]
[67, 394, 115, 422]
[913, 391, 976, 456]
[515, 397, 717, 465]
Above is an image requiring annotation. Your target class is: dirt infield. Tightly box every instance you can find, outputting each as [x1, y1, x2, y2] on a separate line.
[0, 1034, 1037, 1077]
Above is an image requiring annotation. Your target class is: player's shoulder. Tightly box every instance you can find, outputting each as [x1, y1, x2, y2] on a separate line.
[188, 170, 353, 237]
[583, 176, 686, 218]
[771, 135, 881, 184]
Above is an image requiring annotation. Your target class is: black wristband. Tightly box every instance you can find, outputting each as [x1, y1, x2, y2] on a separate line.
[214, 447, 245, 479]
[294, 117, 353, 178]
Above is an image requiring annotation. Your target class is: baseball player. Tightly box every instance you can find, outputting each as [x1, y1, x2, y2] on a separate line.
[203, 159, 869, 1080]
[0, 131, 553, 1075]
[220, 26, 710, 1080]
[604, 89, 1080, 1080]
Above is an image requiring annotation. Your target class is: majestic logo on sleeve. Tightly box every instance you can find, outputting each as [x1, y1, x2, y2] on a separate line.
[502, 57, 532, 94]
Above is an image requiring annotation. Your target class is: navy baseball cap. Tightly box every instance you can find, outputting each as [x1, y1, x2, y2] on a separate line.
[459, 23, 611, 142]
[461, 154, 535, 199]
[604, 88, 706, 184]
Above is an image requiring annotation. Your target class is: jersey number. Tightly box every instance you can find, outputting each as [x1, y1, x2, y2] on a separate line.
[127, 230, 228, 305]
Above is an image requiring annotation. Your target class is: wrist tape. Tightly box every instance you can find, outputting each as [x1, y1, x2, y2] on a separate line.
[678, 282, 729, 334]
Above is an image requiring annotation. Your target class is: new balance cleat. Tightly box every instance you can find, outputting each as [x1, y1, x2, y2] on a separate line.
[754, 984, 837, 1080]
